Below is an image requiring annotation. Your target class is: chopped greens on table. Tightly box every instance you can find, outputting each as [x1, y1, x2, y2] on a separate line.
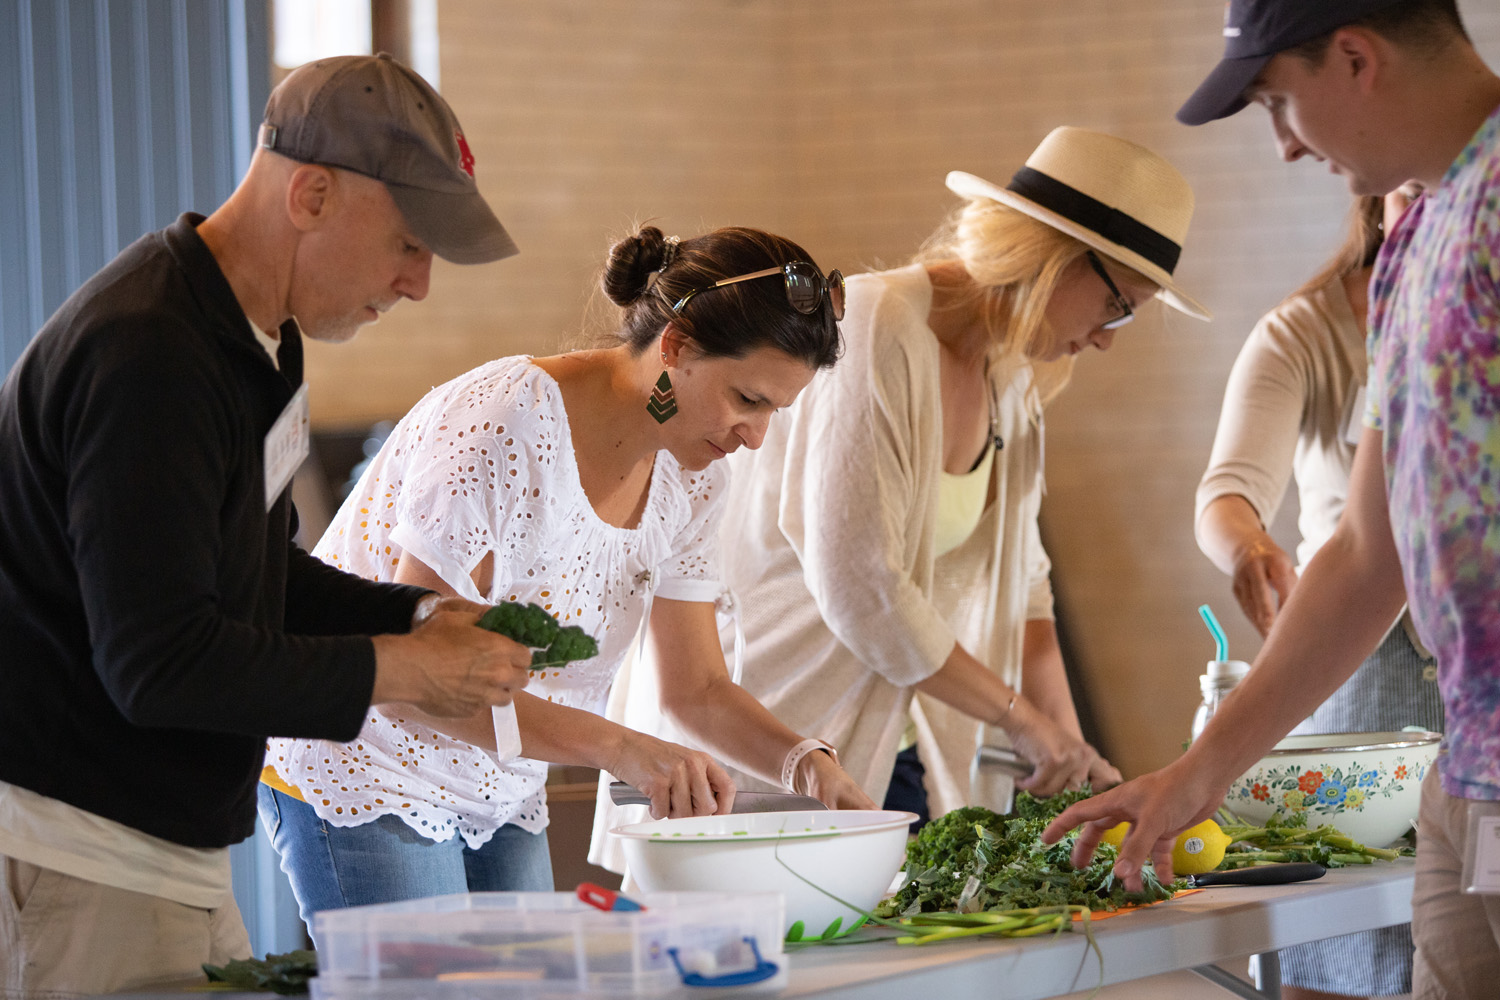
[818, 792, 1411, 949]
[876, 789, 1183, 919]
[476, 600, 599, 669]
[1215, 810, 1409, 868]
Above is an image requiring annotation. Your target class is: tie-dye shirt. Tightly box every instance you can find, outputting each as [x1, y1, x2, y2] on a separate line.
[1367, 103, 1500, 800]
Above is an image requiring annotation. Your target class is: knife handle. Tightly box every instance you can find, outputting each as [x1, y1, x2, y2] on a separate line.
[609, 781, 650, 806]
[1193, 862, 1327, 887]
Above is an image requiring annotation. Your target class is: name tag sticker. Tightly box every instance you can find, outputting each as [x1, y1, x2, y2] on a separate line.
[264, 382, 310, 510]
[1343, 384, 1368, 446]
[1464, 809, 1500, 894]
[492, 702, 522, 762]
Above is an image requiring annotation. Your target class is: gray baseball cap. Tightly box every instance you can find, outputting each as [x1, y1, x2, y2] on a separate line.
[259, 53, 517, 264]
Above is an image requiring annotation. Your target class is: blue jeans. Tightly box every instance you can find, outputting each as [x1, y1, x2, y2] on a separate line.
[257, 785, 553, 946]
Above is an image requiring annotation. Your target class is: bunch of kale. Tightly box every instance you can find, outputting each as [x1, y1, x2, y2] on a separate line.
[878, 790, 1182, 917]
[477, 601, 599, 669]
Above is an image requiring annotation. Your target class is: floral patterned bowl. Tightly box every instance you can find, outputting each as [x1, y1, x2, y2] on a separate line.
[1224, 731, 1440, 848]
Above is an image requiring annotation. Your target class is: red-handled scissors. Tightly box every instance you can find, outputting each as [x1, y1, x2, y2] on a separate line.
[576, 882, 645, 912]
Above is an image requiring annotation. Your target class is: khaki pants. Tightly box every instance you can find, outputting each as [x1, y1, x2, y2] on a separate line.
[0, 855, 251, 998]
[1411, 768, 1500, 999]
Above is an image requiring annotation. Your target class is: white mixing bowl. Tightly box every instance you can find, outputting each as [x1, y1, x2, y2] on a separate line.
[1224, 731, 1440, 848]
[612, 810, 915, 939]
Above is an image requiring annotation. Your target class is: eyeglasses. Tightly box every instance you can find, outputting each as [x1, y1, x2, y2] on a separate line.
[668, 261, 846, 322]
[1085, 251, 1135, 330]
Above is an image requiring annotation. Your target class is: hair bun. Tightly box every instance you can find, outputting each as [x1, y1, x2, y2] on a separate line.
[602, 226, 670, 306]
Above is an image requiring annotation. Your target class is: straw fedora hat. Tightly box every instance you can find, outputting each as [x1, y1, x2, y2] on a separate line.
[946, 127, 1210, 321]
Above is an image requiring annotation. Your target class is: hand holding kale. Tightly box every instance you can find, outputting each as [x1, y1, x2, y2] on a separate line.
[476, 601, 598, 669]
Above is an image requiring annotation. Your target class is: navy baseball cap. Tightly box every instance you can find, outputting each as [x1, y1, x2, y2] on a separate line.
[1177, 0, 1409, 125]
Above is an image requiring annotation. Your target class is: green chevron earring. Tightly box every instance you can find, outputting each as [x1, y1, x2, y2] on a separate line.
[646, 366, 678, 423]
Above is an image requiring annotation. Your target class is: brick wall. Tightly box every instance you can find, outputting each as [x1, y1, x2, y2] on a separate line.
[302, 0, 1500, 778]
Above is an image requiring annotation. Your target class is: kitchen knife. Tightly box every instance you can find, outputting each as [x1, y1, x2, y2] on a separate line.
[972, 744, 1035, 780]
[607, 781, 827, 813]
[1188, 862, 1326, 887]
[969, 744, 1034, 814]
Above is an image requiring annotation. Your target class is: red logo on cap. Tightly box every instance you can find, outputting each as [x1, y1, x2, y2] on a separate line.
[456, 130, 475, 177]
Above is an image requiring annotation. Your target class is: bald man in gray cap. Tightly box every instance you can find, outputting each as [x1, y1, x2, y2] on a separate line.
[0, 55, 531, 994]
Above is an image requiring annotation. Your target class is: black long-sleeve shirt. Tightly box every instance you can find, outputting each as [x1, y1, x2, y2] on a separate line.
[0, 214, 428, 848]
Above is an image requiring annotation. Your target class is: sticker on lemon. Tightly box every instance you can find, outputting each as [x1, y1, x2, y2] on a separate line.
[1097, 819, 1231, 875]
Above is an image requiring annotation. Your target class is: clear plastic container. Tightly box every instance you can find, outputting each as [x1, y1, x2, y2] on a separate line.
[1191, 659, 1250, 742]
[310, 890, 786, 999]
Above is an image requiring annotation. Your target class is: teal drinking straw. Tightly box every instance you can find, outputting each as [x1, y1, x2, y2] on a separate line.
[1198, 604, 1229, 661]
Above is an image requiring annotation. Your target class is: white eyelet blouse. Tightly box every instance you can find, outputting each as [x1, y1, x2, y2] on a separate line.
[266, 356, 727, 848]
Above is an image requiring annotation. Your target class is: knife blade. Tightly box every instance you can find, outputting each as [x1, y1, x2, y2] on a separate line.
[969, 744, 1035, 814]
[972, 744, 1035, 780]
[607, 780, 827, 813]
[1188, 862, 1326, 887]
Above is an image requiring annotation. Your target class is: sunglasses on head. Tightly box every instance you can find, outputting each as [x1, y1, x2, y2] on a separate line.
[669, 261, 846, 322]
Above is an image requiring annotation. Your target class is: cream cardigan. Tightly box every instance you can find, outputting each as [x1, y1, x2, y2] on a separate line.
[1195, 278, 1366, 571]
[1195, 276, 1422, 655]
[718, 264, 1054, 814]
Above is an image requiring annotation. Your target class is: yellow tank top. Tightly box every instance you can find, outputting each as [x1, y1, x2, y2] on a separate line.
[900, 441, 995, 753]
[934, 441, 994, 557]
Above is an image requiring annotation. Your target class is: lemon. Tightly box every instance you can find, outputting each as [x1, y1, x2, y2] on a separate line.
[1171, 818, 1231, 875]
[1100, 822, 1130, 847]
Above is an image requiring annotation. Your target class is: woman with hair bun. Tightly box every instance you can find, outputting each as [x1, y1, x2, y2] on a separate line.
[260, 225, 872, 938]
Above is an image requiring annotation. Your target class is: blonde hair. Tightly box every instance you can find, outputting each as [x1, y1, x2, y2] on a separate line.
[1288, 196, 1385, 304]
[915, 197, 1148, 402]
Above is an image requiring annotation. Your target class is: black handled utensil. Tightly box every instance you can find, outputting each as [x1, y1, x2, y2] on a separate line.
[607, 781, 827, 813]
[1188, 863, 1326, 887]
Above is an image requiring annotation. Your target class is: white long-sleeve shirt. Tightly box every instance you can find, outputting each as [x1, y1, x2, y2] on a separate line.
[1195, 276, 1422, 657]
[1196, 278, 1366, 570]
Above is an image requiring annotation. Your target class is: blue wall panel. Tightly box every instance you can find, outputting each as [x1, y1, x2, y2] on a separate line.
[0, 2, 30, 365]
[0, 0, 268, 372]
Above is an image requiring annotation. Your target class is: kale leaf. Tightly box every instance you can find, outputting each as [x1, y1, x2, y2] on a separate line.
[203, 951, 317, 994]
[537, 624, 599, 666]
[477, 601, 560, 649]
[476, 601, 598, 669]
